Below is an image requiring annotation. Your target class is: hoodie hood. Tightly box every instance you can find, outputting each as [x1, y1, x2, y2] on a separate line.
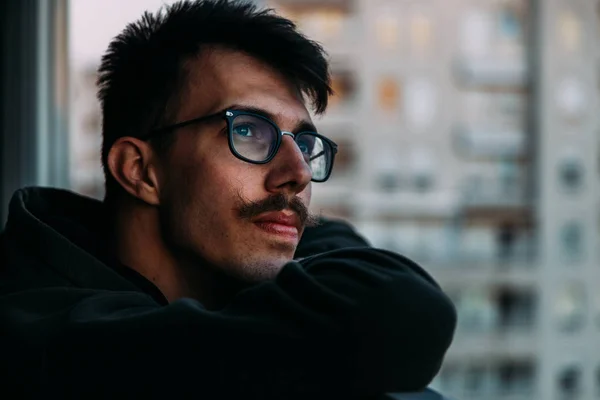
[1, 187, 160, 298]
[0, 189, 456, 399]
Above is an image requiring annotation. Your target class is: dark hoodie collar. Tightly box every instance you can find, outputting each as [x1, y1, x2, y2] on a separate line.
[4, 187, 168, 305]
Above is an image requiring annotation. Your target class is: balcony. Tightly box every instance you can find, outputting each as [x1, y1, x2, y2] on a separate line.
[453, 127, 527, 160]
[435, 358, 537, 400]
[462, 184, 528, 209]
[454, 56, 528, 89]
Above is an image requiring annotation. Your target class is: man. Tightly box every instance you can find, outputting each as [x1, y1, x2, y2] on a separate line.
[0, 1, 456, 398]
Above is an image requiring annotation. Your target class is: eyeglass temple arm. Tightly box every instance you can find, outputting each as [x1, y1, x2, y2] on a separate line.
[282, 132, 336, 161]
[309, 150, 326, 162]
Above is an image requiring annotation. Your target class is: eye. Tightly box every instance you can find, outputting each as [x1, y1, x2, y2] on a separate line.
[297, 135, 315, 154]
[233, 124, 254, 137]
[298, 142, 310, 154]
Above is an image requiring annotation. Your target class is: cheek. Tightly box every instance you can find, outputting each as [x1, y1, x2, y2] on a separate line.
[176, 156, 262, 221]
[166, 133, 241, 202]
[164, 132, 274, 223]
[161, 162, 240, 253]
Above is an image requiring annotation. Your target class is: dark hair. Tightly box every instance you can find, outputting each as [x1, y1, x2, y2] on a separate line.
[97, 0, 332, 200]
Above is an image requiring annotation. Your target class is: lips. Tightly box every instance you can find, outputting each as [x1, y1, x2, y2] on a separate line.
[253, 211, 301, 239]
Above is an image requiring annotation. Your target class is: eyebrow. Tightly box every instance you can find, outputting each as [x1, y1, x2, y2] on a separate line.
[225, 104, 318, 134]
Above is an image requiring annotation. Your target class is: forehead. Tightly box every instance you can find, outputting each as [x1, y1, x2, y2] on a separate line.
[177, 47, 312, 124]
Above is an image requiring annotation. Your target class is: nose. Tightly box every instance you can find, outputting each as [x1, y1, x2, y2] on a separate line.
[264, 134, 312, 195]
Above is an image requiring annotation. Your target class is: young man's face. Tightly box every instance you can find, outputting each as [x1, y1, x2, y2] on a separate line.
[157, 48, 314, 281]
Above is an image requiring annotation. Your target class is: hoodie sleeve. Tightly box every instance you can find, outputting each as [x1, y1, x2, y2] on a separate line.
[295, 217, 371, 258]
[2, 247, 456, 399]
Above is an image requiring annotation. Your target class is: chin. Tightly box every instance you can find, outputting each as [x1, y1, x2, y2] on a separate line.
[229, 255, 290, 282]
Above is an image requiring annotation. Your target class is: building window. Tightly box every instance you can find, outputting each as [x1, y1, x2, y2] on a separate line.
[278, 5, 349, 43]
[404, 78, 437, 128]
[556, 78, 587, 121]
[460, 10, 493, 58]
[555, 282, 586, 333]
[497, 222, 518, 262]
[409, 11, 433, 56]
[459, 288, 495, 333]
[377, 172, 399, 192]
[377, 76, 400, 112]
[497, 360, 535, 396]
[496, 2, 525, 45]
[560, 221, 584, 262]
[376, 14, 398, 50]
[557, 365, 582, 398]
[558, 158, 584, 192]
[495, 287, 537, 331]
[413, 171, 434, 192]
[406, 148, 437, 192]
[329, 70, 356, 108]
[311, 10, 344, 41]
[558, 10, 582, 54]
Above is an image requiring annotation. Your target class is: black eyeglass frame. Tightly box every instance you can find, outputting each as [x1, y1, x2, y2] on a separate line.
[143, 109, 338, 183]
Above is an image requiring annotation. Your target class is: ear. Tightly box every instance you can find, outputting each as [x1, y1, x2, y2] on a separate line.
[107, 137, 162, 206]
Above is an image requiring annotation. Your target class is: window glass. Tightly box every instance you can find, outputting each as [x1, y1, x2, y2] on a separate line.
[377, 76, 400, 112]
[555, 282, 586, 333]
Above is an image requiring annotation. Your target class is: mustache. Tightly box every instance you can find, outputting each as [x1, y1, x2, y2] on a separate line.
[238, 193, 320, 228]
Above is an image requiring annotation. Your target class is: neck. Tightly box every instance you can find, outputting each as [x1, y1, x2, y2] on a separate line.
[110, 199, 245, 309]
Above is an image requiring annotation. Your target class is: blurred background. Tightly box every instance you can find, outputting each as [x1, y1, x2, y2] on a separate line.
[1, 0, 599, 399]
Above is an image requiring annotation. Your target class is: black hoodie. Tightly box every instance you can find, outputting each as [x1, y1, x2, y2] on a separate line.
[0, 187, 456, 399]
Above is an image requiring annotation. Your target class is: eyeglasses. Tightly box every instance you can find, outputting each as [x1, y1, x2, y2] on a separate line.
[144, 109, 338, 182]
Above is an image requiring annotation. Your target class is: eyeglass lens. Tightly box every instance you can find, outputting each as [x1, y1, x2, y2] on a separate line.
[230, 114, 332, 181]
[231, 114, 279, 162]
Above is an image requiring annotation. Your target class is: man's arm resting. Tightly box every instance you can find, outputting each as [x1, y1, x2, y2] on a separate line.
[3, 247, 456, 398]
[295, 217, 371, 258]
